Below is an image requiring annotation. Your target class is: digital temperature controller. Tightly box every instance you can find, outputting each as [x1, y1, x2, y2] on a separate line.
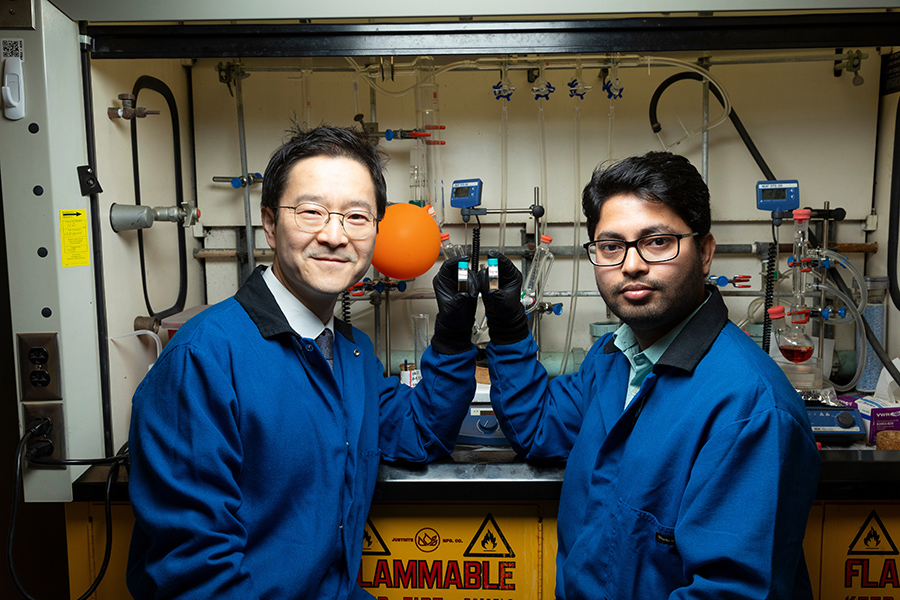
[756, 180, 800, 212]
[450, 178, 483, 209]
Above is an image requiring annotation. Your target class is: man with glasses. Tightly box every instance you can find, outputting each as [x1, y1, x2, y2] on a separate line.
[127, 125, 479, 600]
[475, 152, 821, 598]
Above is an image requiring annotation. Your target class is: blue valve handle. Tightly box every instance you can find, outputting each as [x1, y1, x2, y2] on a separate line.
[230, 172, 263, 189]
[602, 79, 624, 99]
[567, 79, 589, 99]
[532, 81, 556, 101]
[492, 80, 515, 101]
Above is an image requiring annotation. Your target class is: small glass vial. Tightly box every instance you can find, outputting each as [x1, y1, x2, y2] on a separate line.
[440, 232, 464, 259]
[488, 257, 500, 290]
[457, 260, 469, 292]
[521, 235, 554, 313]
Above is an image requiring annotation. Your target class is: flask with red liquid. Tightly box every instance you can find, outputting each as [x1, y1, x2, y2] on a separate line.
[767, 305, 815, 363]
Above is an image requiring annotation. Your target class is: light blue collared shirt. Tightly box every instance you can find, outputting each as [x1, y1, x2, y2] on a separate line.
[613, 293, 710, 409]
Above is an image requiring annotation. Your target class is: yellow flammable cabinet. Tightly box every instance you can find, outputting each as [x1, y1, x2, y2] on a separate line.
[66, 448, 900, 600]
[358, 503, 551, 599]
[819, 503, 900, 599]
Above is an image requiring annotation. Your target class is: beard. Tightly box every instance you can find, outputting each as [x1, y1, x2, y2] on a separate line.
[597, 253, 707, 335]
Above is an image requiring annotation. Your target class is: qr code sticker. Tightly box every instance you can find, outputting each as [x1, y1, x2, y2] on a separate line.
[1, 39, 24, 61]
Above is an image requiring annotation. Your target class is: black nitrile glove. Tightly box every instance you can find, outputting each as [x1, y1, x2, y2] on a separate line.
[478, 251, 529, 345]
[431, 256, 480, 355]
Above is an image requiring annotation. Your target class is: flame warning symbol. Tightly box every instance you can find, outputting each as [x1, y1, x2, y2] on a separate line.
[848, 510, 899, 556]
[864, 527, 881, 549]
[481, 530, 498, 550]
[361, 519, 391, 556]
[464, 513, 515, 558]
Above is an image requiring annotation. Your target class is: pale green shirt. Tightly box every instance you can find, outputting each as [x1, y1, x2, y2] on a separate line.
[613, 293, 711, 409]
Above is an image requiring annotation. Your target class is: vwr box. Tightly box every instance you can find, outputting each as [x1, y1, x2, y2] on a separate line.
[358, 504, 549, 599]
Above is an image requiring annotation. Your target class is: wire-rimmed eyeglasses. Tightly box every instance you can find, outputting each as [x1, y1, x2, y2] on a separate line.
[277, 202, 379, 240]
[583, 232, 698, 267]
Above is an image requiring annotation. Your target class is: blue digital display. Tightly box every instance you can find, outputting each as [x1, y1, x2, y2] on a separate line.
[450, 178, 483, 209]
[757, 180, 800, 212]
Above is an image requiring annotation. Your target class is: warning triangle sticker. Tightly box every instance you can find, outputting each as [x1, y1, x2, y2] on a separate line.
[848, 510, 899, 556]
[362, 518, 391, 556]
[464, 513, 515, 558]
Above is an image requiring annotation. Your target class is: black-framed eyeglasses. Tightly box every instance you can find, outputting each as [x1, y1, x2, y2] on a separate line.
[277, 202, 379, 240]
[583, 232, 698, 267]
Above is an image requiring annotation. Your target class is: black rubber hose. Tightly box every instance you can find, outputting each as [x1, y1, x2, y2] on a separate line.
[650, 71, 783, 350]
[80, 29, 114, 458]
[888, 95, 900, 312]
[471, 220, 482, 272]
[762, 239, 777, 354]
[131, 75, 188, 321]
[648, 71, 776, 181]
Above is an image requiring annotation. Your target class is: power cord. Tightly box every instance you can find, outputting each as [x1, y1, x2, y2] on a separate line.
[7, 419, 129, 600]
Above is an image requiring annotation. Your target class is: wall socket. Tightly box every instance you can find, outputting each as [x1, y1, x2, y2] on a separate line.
[22, 403, 65, 469]
[17, 332, 61, 400]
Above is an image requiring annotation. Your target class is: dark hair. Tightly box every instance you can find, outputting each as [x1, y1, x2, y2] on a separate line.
[261, 124, 388, 221]
[582, 151, 710, 241]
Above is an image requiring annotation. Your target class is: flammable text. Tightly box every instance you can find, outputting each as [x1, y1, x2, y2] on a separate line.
[359, 560, 516, 590]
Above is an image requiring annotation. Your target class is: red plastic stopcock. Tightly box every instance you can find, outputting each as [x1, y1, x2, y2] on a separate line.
[440, 232, 450, 241]
[540, 234, 553, 244]
[792, 208, 812, 222]
[767, 305, 786, 319]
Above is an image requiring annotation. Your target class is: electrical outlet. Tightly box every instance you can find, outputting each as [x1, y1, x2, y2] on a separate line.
[22, 403, 65, 469]
[17, 332, 61, 400]
[0, 0, 35, 29]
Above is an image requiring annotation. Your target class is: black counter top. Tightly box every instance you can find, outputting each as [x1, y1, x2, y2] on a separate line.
[72, 446, 900, 503]
[815, 449, 900, 500]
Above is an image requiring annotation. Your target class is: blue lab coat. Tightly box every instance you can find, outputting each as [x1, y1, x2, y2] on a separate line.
[487, 287, 821, 599]
[126, 267, 476, 600]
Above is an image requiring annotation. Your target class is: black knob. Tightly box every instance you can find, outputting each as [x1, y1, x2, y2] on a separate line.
[836, 411, 855, 429]
[476, 418, 499, 434]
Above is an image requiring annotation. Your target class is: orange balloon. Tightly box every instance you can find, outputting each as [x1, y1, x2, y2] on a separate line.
[372, 203, 441, 279]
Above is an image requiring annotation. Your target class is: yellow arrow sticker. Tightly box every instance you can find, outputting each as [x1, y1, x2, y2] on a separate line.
[59, 209, 90, 267]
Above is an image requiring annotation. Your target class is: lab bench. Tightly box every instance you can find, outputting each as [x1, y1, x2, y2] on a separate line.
[66, 448, 900, 600]
[68, 446, 900, 503]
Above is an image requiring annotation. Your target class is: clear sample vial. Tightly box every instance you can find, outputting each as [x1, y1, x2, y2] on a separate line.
[458, 260, 469, 292]
[522, 235, 554, 312]
[488, 257, 499, 290]
[440, 232, 464, 259]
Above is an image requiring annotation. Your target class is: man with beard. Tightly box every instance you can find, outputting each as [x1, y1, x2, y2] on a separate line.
[126, 125, 479, 599]
[475, 152, 821, 599]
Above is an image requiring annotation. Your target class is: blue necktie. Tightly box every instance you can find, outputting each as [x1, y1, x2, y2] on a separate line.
[315, 328, 334, 371]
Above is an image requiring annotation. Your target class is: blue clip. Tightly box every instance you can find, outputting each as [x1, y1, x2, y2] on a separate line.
[821, 306, 848, 320]
[602, 79, 624, 99]
[230, 172, 262, 189]
[532, 81, 556, 101]
[492, 80, 514, 101]
[567, 78, 589, 99]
